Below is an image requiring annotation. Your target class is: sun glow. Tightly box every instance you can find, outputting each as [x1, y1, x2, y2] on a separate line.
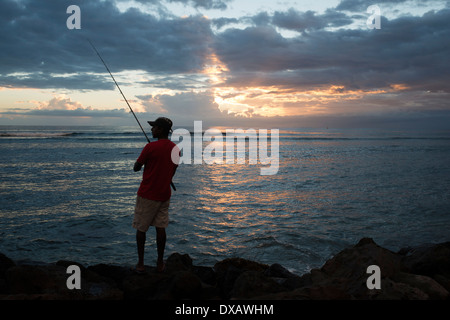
[211, 84, 392, 117]
[199, 52, 416, 119]
[202, 52, 229, 85]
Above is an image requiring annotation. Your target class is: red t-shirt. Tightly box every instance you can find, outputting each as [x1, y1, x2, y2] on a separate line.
[136, 139, 179, 201]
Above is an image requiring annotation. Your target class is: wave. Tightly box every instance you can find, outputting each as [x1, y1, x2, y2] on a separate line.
[2, 127, 449, 142]
[0, 131, 144, 139]
[3, 133, 448, 142]
[0, 132, 78, 138]
[281, 136, 450, 141]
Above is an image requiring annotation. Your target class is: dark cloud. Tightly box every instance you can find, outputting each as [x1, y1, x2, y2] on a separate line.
[272, 8, 353, 32]
[334, 0, 447, 12]
[0, 0, 213, 89]
[214, 8, 450, 93]
[248, 12, 272, 26]
[211, 17, 240, 29]
[0, 72, 114, 90]
[214, 26, 288, 72]
[134, 0, 231, 10]
[171, 0, 231, 10]
[213, 8, 353, 31]
[336, 0, 406, 11]
[137, 74, 210, 91]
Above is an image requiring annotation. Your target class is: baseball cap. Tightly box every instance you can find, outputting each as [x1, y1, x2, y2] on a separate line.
[148, 117, 173, 132]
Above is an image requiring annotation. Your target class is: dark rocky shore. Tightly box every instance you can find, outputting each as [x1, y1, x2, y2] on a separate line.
[1, 238, 449, 300]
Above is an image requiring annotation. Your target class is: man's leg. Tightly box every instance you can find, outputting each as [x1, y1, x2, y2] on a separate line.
[156, 227, 166, 272]
[136, 230, 146, 271]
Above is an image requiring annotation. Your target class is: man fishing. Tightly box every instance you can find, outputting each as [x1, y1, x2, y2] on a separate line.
[88, 41, 178, 273]
[132, 117, 179, 273]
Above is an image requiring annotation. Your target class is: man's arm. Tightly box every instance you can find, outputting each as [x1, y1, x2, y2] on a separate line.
[134, 161, 143, 172]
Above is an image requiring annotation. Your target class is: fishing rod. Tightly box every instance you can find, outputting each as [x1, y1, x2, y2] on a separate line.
[87, 39, 150, 142]
[88, 39, 176, 191]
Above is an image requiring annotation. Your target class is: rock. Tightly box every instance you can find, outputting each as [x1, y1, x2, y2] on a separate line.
[6, 265, 68, 296]
[264, 263, 304, 290]
[170, 271, 203, 299]
[251, 288, 310, 300]
[375, 278, 429, 300]
[0, 253, 15, 278]
[293, 238, 450, 300]
[0, 253, 15, 294]
[214, 257, 269, 299]
[297, 284, 352, 300]
[264, 263, 296, 278]
[433, 274, 450, 294]
[392, 272, 449, 300]
[230, 270, 286, 299]
[4, 262, 123, 300]
[321, 238, 402, 278]
[121, 271, 171, 300]
[87, 264, 131, 286]
[400, 242, 450, 275]
[192, 266, 217, 286]
[56, 260, 85, 270]
[214, 257, 269, 274]
[400, 242, 450, 292]
[1, 237, 449, 300]
[312, 237, 402, 299]
[165, 253, 193, 274]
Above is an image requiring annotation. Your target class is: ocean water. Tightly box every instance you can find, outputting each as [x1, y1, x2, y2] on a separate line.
[1, 125, 450, 275]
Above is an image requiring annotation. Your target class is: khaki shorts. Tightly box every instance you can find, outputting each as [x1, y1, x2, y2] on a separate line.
[132, 196, 170, 232]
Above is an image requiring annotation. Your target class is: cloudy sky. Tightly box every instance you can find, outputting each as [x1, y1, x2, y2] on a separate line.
[1, 0, 449, 129]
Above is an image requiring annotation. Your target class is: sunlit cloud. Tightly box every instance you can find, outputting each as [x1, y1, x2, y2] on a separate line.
[211, 83, 412, 118]
[34, 95, 84, 111]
